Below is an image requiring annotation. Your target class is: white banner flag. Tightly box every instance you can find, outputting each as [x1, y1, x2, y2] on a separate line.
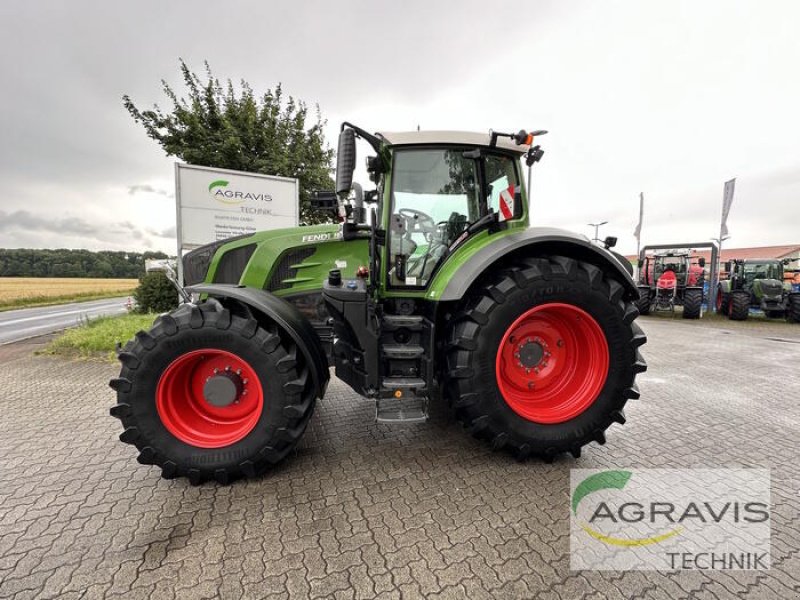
[720, 178, 736, 238]
[633, 192, 644, 241]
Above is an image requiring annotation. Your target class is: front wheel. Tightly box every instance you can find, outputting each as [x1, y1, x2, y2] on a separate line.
[787, 294, 800, 323]
[682, 287, 703, 319]
[109, 302, 315, 484]
[636, 286, 651, 316]
[728, 290, 750, 321]
[444, 256, 646, 460]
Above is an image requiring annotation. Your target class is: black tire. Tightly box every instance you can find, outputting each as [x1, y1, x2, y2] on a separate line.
[443, 255, 646, 460]
[728, 290, 750, 321]
[716, 288, 729, 314]
[109, 302, 315, 484]
[787, 294, 800, 323]
[636, 286, 651, 316]
[682, 287, 703, 319]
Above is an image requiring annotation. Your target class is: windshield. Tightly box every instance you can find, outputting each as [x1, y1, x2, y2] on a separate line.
[656, 257, 686, 275]
[388, 148, 519, 287]
[744, 262, 782, 282]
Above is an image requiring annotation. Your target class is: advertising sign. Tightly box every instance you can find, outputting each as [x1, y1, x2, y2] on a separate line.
[175, 163, 298, 248]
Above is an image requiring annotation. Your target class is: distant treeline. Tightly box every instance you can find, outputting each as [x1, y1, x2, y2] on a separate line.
[0, 249, 169, 278]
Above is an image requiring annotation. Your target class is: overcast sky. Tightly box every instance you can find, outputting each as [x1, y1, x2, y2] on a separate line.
[1, 0, 798, 255]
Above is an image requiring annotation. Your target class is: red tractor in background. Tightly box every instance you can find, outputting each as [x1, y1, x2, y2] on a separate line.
[637, 250, 706, 318]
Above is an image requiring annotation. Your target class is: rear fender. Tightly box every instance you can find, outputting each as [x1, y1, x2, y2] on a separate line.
[187, 284, 330, 398]
[436, 227, 639, 302]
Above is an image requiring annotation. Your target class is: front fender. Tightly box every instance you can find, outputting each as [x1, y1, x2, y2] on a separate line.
[435, 227, 638, 302]
[719, 280, 732, 294]
[187, 284, 330, 399]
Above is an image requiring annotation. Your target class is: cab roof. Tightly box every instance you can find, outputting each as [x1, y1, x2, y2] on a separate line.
[376, 130, 529, 155]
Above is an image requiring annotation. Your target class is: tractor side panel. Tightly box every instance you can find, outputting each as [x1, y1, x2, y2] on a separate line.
[203, 224, 369, 296]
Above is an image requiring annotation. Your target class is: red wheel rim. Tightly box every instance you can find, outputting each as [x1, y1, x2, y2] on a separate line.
[495, 303, 609, 424]
[716, 291, 722, 311]
[156, 349, 263, 448]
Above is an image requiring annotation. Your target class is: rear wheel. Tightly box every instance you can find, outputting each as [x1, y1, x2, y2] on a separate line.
[728, 290, 750, 321]
[109, 302, 315, 484]
[787, 294, 800, 323]
[682, 287, 703, 319]
[444, 256, 646, 460]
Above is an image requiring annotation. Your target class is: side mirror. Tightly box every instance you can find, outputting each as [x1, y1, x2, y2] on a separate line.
[336, 128, 356, 197]
[724, 261, 731, 273]
[698, 257, 706, 268]
[310, 190, 339, 214]
[603, 236, 618, 249]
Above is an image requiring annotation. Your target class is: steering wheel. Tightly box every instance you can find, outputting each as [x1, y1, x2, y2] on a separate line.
[399, 208, 437, 240]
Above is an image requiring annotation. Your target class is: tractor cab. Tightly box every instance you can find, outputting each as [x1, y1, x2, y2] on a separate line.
[320, 124, 542, 420]
[328, 124, 540, 290]
[641, 251, 705, 289]
[739, 259, 783, 285]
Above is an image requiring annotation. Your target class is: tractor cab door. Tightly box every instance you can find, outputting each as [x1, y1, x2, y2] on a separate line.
[386, 147, 521, 288]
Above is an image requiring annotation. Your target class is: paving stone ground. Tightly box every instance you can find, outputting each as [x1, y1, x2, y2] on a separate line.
[1, 316, 799, 599]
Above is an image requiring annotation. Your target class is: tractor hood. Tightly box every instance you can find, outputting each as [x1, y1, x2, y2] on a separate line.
[754, 278, 784, 298]
[183, 224, 369, 295]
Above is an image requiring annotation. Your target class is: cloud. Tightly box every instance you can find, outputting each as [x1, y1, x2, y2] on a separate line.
[128, 184, 173, 197]
[1, 0, 799, 256]
[0, 210, 99, 236]
[147, 225, 177, 238]
[0, 210, 167, 251]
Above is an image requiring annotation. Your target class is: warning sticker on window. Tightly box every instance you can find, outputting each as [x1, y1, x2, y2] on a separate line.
[498, 185, 515, 221]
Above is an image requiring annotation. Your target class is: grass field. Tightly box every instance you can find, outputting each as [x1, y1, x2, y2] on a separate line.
[44, 313, 157, 361]
[0, 277, 138, 311]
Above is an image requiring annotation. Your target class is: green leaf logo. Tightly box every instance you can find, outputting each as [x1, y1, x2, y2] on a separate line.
[572, 470, 682, 547]
[572, 470, 632, 515]
[208, 179, 229, 192]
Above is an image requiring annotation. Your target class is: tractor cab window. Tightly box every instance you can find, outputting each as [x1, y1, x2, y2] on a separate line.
[743, 262, 781, 282]
[486, 154, 521, 218]
[389, 149, 480, 286]
[656, 259, 685, 278]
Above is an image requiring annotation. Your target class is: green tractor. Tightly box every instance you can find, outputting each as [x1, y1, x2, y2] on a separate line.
[110, 123, 647, 484]
[717, 258, 800, 321]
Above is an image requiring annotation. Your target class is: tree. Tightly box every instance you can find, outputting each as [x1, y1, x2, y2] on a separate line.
[133, 273, 179, 314]
[123, 60, 335, 223]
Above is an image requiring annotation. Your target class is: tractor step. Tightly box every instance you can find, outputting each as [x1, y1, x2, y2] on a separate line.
[382, 344, 425, 359]
[381, 314, 425, 331]
[376, 394, 428, 423]
[381, 377, 426, 392]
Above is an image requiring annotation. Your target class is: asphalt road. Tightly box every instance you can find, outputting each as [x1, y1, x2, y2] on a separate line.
[0, 297, 129, 345]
